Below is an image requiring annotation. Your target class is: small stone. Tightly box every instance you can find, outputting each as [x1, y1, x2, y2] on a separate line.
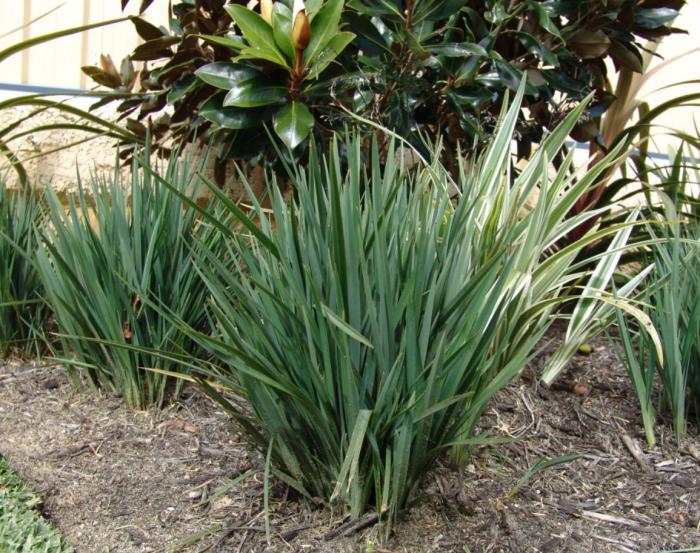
[43, 378, 60, 390]
[209, 496, 234, 519]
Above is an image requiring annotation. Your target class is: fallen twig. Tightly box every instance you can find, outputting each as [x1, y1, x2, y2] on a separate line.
[202, 522, 310, 551]
[580, 511, 652, 533]
[323, 512, 382, 540]
[592, 534, 639, 553]
[621, 434, 649, 472]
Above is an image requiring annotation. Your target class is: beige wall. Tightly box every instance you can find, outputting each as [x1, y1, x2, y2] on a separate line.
[638, 1, 700, 152]
[0, 0, 169, 89]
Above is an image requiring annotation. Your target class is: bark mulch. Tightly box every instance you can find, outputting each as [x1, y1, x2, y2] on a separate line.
[0, 337, 698, 552]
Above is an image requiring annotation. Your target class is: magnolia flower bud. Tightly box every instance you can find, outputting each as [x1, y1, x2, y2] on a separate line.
[260, 0, 273, 24]
[291, 9, 311, 51]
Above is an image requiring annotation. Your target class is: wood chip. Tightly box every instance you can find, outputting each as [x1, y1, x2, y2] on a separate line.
[686, 444, 700, 464]
[169, 416, 197, 433]
[581, 511, 650, 533]
[621, 434, 649, 472]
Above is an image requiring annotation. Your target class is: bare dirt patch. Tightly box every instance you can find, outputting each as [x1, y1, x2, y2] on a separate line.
[1, 336, 699, 552]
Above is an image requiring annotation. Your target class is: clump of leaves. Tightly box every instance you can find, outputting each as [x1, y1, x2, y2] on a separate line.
[0, 180, 48, 356]
[35, 150, 226, 409]
[195, 0, 354, 149]
[341, 0, 687, 161]
[87, 0, 685, 175]
[90, 0, 353, 180]
[90, 0, 250, 179]
[179, 85, 651, 533]
[612, 146, 700, 447]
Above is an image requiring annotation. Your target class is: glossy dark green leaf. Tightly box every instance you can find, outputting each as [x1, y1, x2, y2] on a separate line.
[272, 3, 295, 62]
[449, 87, 496, 110]
[526, 0, 562, 40]
[200, 34, 246, 50]
[223, 77, 287, 108]
[541, 69, 587, 96]
[131, 35, 180, 61]
[306, 32, 355, 79]
[346, 0, 402, 18]
[305, 0, 344, 66]
[343, 13, 389, 55]
[634, 8, 679, 29]
[462, 7, 489, 41]
[130, 16, 165, 41]
[484, 3, 508, 24]
[353, 87, 374, 111]
[515, 32, 557, 66]
[195, 62, 261, 91]
[273, 101, 315, 149]
[608, 40, 644, 73]
[167, 76, 198, 105]
[494, 61, 523, 92]
[201, 94, 264, 129]
[428, 43, 488, 58]
[221, 129, 269, 160]
[418, 0, 468, 21]
[224, 4, 288, 67]
[237, 46, 292, 68]
[474, 70, 501, 89]
[455, 56, 486, 83]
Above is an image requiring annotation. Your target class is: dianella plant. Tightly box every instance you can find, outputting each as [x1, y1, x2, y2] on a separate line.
[0, 180, 48, 356]
[183, 83, 653, 532]
[35, 152, 225, 409]
[613, 146, 700, 447]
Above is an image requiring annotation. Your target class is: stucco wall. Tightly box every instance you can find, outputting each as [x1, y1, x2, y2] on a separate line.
[0, 95, 263, 201]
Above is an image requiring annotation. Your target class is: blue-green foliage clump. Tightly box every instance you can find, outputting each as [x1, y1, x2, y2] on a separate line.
[0, 180, 47, 356]
[185, 87, 644, 531]
[35, 153, 225, 409]
[614, 147, 700, 446]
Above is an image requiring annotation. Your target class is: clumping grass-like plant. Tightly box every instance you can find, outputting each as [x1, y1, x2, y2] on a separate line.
[186, 85, 650, 531]
[35, 152, 223, 409]
[614, 149, 700, 446]
[0, 179, 47, 356]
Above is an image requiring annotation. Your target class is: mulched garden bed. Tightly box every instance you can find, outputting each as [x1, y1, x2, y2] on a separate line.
[1, 335, 698, 552]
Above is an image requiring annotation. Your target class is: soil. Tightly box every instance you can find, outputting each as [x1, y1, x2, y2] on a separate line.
[1, 335, 699, 553]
